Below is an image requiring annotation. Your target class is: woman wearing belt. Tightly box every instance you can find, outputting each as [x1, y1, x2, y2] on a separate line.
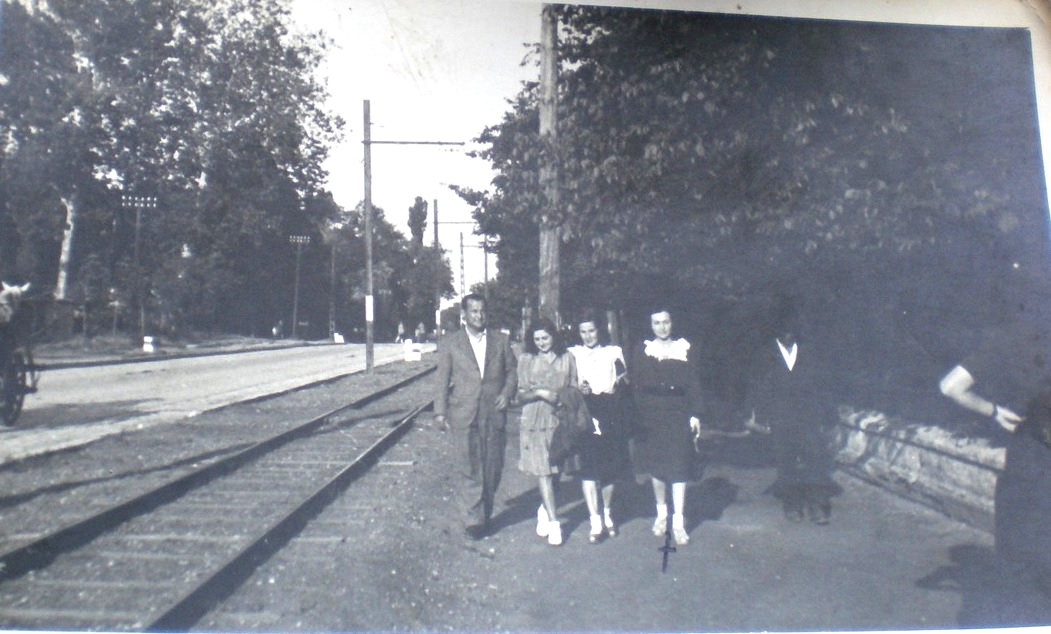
[517, 317, 578, 546]
[631, 308, 703, 546]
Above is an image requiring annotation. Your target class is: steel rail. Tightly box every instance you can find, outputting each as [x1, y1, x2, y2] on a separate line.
[145, 401, 431, 632]
[0, 365, 434, 584]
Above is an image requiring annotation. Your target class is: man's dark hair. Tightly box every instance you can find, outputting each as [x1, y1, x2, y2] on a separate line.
[461, 293, 486, 310]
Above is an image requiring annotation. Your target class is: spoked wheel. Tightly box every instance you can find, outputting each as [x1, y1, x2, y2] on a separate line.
[0, 350, 28, 425]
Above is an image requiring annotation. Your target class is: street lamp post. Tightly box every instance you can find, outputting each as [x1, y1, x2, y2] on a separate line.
[121, 194, 157, 343]
[328, 234, 337, 341]
[289, 235, 311, 339]
[319, 220, 343, 342]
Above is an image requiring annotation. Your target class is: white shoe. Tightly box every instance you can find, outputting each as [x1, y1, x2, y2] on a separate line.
[603, 510, 617, 538]
[672, 526, 690, 546]
[536, 505, 549, 538]
[547, 520, 562, 546]
[652, 515, 668, 537]
[588, 515, 604, 544]
[672, 514, 689, 545]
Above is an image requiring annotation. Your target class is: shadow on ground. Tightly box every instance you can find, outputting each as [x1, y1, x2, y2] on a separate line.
[918, 543, 1051, 627]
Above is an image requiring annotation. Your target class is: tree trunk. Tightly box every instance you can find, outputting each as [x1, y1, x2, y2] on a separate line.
[55, 194, 77, 301]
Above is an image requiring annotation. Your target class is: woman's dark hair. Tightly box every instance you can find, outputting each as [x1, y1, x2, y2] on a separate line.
[574, 310, 610, 345]
[525, 317, 566, 355]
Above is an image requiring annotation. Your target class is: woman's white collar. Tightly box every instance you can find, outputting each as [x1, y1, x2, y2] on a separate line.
[644, 338, 690, 362]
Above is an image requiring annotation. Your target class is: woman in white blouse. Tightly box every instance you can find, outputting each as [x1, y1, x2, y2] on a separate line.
[568, 313, 632, 544]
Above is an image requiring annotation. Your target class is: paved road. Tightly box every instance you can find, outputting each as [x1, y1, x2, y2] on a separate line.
[0, 343, 425, 464]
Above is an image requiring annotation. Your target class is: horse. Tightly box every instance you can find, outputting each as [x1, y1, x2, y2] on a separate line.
[0, 282, 30, 325]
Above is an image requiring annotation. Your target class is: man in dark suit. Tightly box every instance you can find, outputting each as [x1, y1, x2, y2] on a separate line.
[745, 299, 837, 525]
[434, 293, 518, 539]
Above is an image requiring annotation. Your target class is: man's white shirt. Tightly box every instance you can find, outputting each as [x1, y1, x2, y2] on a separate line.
[777, 338, 798, 372]
[467, 329, 487, 377]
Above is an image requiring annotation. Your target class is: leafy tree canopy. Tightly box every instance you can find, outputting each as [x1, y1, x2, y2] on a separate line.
[467, 7, 1047, 324]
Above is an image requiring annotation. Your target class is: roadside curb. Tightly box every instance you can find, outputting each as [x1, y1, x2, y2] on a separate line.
[0, 345, 435, 467]
[32, 340, 321, 370]
[832, 407, 1001, 533]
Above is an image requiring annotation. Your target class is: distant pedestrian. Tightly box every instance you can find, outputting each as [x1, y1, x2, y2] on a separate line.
[517, 318, 578, 546]
[568, 312, 632, 544]
[434, 294, 518, 540]
[631, 308, 703, 546]
[745, 298, 837, 525]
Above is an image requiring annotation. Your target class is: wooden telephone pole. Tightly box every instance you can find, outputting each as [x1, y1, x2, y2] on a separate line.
[538, 4, 561, 325]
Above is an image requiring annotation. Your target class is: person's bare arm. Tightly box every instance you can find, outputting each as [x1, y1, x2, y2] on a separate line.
[939, 364, 1022, 432]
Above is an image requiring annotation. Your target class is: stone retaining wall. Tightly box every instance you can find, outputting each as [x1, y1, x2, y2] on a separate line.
[832, 407, 1003, 533]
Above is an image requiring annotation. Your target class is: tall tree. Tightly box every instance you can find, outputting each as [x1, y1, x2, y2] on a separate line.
[407, 196, 428, 252]
[0, 0, 343, 336]
[468, 7, 1044, 318]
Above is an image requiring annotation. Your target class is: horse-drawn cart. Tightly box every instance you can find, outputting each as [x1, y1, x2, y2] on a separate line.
[0, 286, 41, 425]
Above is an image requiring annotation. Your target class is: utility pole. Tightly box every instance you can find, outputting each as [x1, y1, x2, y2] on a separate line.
[433, 199, 441, 339]
[363, 101, 375, 372]
[329, 236, 337, 340]
[483, 238, 489, 302]
[362, 101, 464, 372]
[538, 4, 561, 325]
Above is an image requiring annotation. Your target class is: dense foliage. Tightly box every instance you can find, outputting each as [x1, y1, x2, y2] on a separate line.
[0, 0, 452, 340]
[464, 7, 1050, 423]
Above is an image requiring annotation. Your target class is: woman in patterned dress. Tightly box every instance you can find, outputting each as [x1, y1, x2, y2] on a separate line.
[631, 308, 703, 546]
[517, 318, 578, 546]
[568, 313, 632, 544]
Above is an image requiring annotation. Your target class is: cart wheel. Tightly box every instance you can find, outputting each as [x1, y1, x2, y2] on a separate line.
[0, 351, 27, 425]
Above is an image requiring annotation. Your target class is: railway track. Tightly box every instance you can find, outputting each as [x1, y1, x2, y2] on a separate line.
[0, 365, 435, 632]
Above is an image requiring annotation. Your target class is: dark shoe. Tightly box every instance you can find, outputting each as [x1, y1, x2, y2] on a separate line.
[743, 418, 772, 435]
[809, 501, 831, 525]
[465, 522, 489, 540]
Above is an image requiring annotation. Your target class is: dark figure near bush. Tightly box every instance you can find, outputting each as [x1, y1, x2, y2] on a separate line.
[745, 300, 837, 525]
[941, 322, 1051, 594]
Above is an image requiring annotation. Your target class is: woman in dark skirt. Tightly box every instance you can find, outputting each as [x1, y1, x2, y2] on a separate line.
[568, 313, 632, 544]
[631, 308, 703, 546]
